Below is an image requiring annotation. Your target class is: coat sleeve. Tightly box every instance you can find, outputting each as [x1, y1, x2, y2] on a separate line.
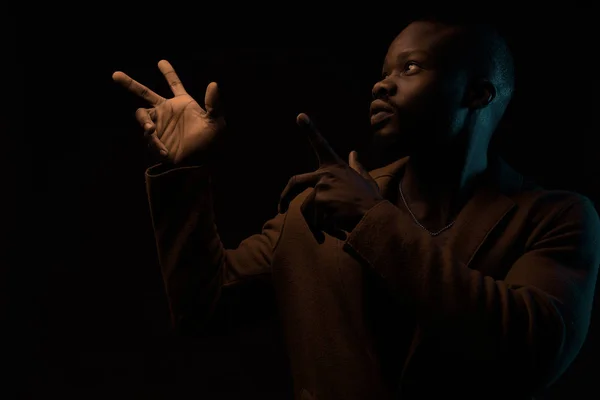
[343, 194, 600, 394]
[145, 163, 285, 335]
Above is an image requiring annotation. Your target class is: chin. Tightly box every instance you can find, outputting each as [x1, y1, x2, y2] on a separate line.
[372, 125, 396, 139]
[371, 117, 401, 136]
[372, 121, 415, 144]
[367, 127, 407, 161]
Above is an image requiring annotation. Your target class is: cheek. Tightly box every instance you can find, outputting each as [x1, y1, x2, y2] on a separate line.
[447, 108, 469, 136]
[396, 78, 442, 115]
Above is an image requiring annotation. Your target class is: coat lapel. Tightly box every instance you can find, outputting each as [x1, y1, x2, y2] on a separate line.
[446, 157, 523, 269]
[368, 155, 523, 269]
[368, 156, 526, 394]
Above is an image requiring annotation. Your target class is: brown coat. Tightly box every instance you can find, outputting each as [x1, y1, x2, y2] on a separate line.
[145, 156, 600, 399]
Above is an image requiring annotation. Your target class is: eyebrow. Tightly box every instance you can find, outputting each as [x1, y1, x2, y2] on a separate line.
[394, 50, 432, 64]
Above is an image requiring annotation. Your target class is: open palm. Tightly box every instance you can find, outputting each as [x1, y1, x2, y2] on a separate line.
[113, 60, 225, 165]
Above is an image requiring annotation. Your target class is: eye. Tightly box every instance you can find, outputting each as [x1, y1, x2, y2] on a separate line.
[403, 61, 422, 75]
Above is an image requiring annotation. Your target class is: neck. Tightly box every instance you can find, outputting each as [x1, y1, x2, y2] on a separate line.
[400, 137, 488, 229]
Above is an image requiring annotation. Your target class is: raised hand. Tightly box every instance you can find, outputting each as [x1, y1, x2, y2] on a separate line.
[278, 113, 384, 238]
[112, 60, 225, 165]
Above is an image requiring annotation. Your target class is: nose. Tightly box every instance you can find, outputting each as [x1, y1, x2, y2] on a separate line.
[371, 77, 396, 100]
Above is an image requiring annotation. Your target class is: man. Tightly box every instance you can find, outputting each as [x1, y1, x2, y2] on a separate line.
[113, 17, 600, 399]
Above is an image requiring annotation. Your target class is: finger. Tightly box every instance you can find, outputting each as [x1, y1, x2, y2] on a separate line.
[135, 107, 155, 131]
[136, 108, 167, 156]
[278, 171, 323, 214]
[297, 113, 343, 167]
[205, 82, 222, 117]
[147, 134, 169, 158]
[158, 60, 188, 96]
[348, 150, 370, 179]
[112, 71, 165, 105]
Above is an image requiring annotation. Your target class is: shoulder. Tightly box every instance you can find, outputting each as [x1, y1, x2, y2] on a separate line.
[500, 157, 598, 230]
[513, 187, 600, 257]
[514, 185, 597, 223]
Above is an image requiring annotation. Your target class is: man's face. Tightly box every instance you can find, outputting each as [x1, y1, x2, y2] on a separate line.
[370, 21, 469, 152]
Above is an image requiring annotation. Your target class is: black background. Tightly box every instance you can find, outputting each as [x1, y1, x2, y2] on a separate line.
[5, 6, 599, 399]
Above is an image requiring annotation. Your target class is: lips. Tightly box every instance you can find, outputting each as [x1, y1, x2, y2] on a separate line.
[370, 111, 393, 125]
[370, 100, 394, 125]
[370, 99, 394, 116]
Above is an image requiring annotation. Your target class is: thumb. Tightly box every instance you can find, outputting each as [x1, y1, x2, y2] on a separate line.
[205, 82, 222, 117]
[348, 151, 370, 179]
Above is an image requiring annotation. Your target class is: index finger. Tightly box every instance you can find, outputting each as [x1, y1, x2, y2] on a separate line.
[158, 60, 188, 96]
[297, 113, 343, 166]
[112, 71, 165, 106]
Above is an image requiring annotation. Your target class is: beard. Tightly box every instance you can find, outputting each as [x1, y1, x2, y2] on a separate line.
[363, 109, 467, 170]
[364, 113, 428, 168]
[361, 129, 407, 170]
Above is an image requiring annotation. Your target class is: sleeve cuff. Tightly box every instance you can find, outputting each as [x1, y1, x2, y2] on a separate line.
[145, 163, 213, 212]
[145, 162, 209, 179]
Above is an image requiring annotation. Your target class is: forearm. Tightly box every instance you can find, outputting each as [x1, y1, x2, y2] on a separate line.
[146, 163, 226, 333]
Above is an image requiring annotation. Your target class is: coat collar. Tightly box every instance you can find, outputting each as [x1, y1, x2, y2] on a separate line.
[368, 155, 524, 198]
[368, 155, 524, 269]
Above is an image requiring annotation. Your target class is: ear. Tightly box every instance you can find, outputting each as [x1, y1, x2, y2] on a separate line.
[464, 79, 496, 109]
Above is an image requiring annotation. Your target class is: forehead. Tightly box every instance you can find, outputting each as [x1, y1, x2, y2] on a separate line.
[385, 21, 462, 62]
